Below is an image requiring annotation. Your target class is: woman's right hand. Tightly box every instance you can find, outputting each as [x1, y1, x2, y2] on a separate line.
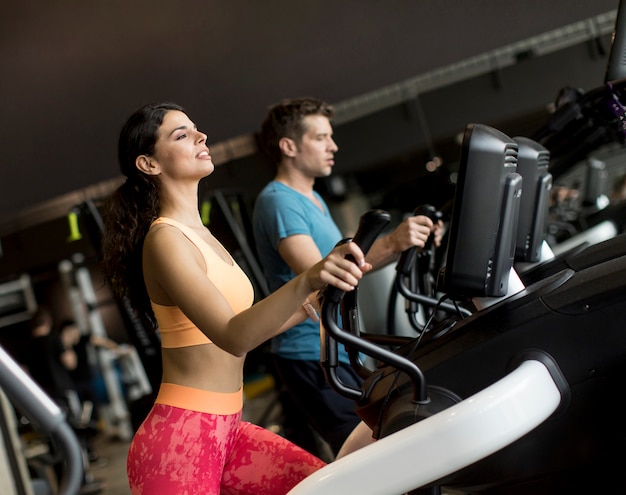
[306, 242, 372, 293]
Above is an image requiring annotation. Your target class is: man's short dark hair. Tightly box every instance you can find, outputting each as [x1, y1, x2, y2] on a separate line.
[259, 97, 335, 164]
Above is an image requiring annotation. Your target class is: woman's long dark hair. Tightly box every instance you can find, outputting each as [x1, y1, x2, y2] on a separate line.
[100, 102, 185, 330]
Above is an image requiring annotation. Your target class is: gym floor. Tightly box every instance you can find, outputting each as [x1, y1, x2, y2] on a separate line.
[87, 435, 130, 495]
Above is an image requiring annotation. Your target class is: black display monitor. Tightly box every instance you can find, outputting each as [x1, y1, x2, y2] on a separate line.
[439, 123, 522, 298]
[513, 137, 552, 263]
[582, 157, 609, 206]
[605, 0, 626, 84]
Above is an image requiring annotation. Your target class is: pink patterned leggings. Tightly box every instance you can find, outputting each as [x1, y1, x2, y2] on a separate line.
[127, 403, 326, 494]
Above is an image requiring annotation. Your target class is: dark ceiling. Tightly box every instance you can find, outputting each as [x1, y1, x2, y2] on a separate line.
[0, 0, 619, 230]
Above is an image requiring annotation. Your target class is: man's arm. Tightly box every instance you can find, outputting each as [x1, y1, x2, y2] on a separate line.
[278, 233, 325, 275]
[278, 234, 325, 314]
[366, 215, 442, 270]
[279, 215, 442, 274]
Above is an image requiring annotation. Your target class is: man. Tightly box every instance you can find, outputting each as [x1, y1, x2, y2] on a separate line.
[252, 97, 441, 457]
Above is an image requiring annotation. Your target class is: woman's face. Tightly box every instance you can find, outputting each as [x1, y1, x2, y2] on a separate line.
[151, 110, 214, 180]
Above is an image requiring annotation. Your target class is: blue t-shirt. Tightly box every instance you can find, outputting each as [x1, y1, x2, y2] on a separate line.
[252, 181, 350, 363]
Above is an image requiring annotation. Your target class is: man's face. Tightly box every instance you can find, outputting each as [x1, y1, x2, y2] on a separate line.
[293, 115, 338, 178]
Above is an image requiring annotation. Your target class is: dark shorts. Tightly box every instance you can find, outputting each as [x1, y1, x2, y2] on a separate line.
[273, 355, 363, 455]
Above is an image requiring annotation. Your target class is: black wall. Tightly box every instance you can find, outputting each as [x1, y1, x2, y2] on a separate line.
[0, 34, 618, 336]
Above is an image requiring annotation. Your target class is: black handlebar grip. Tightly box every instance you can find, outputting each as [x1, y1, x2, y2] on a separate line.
[413, 204, 439, 222]
[322, 209, 391, 303]
[350, 209, 392, 257]
[396, 205, 439, 275]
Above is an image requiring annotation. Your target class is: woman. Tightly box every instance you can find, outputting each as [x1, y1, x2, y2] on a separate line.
[100, 102, 370, 495]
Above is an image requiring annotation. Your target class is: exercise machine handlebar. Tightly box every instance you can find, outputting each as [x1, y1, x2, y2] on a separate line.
[0, 345, 83, 495]
[319, 209, 429, 403]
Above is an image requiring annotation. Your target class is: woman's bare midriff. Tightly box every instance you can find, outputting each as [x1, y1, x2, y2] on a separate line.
[161, 344, 245, 392]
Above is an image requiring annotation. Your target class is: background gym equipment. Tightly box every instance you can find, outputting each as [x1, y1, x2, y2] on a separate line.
[293, 117, 626, 493]
[0, 345, 83, 495]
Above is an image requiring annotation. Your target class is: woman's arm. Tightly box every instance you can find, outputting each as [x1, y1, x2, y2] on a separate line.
[143, 226, 370, 356]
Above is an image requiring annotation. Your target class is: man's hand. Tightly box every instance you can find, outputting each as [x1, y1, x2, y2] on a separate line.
[367, 214, 443, 269]
[388, 215, 436, 253]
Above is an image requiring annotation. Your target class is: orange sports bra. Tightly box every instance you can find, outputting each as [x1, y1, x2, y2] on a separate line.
[149, 217, 254, 348]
